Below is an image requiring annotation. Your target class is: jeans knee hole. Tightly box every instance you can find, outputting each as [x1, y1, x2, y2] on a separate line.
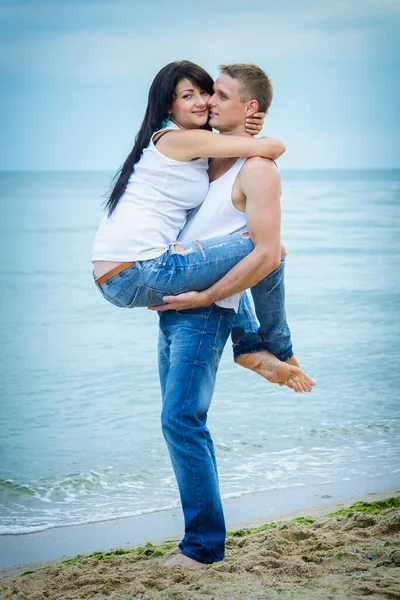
[173, 243, 187, 255]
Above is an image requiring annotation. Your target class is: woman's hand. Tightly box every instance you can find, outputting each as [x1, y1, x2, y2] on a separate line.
[246, 112, 266, 135]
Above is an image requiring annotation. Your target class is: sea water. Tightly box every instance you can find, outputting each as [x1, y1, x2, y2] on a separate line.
[0, 170, 399, 534]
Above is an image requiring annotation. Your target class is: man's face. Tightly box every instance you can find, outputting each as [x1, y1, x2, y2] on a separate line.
[207, 73, 247, 132]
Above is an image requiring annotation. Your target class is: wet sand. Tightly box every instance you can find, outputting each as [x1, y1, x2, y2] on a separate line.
[0, 490, 399, 599]
[1, 478, 398, 571]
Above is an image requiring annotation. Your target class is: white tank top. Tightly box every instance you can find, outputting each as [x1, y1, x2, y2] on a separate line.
[92, 122, 209, 261]
[179, 158, 247, 311]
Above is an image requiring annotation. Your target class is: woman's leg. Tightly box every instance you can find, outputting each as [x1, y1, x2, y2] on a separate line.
[138, 233, 256, 304]
[94, 234, 253, 309]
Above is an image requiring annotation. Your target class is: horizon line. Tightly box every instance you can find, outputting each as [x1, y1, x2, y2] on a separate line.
[0, 167, 399, 173]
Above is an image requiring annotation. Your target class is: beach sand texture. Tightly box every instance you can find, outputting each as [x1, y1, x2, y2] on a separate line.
[1, 498, 399, 600]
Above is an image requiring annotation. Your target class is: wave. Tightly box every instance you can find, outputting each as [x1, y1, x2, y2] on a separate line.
[0, 500, 183, 535]
[0, 481, 332, 535]
[0, 469, 155, 504]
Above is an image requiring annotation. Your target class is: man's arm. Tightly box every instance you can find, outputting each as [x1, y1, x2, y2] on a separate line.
[152, 158, 282, 312]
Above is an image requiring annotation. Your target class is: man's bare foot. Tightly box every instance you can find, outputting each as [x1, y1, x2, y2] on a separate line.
[164, 553, 205, 568]
[168, 546, 182, 555]
[235, 351, 313, 393]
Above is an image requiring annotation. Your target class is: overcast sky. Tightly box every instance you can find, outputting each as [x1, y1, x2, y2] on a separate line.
[0, 0, 399, 170]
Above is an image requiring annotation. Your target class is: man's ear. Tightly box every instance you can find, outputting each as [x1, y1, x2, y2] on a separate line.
[245, 99, 259, 117]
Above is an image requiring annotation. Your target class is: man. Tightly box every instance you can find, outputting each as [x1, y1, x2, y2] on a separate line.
[153, 64, 314, 568]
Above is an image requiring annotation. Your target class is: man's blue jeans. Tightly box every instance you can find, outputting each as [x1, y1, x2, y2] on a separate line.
[157, 256, 293, 564]
[158, 305, 235, 564]
[232, 256, 293, 361]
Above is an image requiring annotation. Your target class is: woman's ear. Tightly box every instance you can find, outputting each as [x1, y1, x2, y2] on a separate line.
[245, 99, 260, 118]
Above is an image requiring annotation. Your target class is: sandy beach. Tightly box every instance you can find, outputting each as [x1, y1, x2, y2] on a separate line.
[1, 491, 399, 599]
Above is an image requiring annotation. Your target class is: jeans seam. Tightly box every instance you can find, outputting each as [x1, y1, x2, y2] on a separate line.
[212, 315, 223, 371]
[170, 251, 252, 270]
[242, 294, 257, 324]
[178, 305, 213, 554]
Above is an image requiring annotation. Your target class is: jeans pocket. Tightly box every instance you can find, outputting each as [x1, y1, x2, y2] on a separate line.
[98, 276, 141, 308]
[148, 287, 167, 307]
[128, 284, 143, 308]
[175, 309, 208, 318]
[132, 284, 167, 307]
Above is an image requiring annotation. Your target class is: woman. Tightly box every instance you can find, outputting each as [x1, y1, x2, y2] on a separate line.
[92, 60, 312, 392]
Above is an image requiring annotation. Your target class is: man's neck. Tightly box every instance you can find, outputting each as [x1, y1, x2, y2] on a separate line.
[218, 124, 249, 137]
[208, 125, 250, 181]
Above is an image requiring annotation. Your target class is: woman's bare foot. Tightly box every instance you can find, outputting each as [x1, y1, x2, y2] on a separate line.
[168, 546, 182, 555]
[164, 553, 205, 568]
[285, 356, 316, 390]
[235, 351, 314, 393]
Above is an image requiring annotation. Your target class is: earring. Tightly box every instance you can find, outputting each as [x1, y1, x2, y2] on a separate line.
[161, 115, 171, 128]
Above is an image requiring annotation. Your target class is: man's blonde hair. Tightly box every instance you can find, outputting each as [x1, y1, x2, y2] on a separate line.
[218, 63, 273, 113]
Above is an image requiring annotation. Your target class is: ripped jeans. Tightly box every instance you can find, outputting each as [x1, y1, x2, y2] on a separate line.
[95, 231, 293, 361]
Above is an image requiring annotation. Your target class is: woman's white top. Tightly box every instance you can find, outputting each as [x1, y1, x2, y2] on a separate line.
[92, 122, 209, 262]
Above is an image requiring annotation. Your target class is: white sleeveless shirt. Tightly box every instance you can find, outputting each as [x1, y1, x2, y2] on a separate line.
[92, 122, 209, 262]
[179, 158, 247, 311]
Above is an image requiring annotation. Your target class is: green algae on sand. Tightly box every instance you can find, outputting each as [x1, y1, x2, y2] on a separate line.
[327, 496, 400, 517]
[17, 495, 400, 578]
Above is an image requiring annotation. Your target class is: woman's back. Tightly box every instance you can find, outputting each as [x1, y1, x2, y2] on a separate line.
[93, 122, 209, 262]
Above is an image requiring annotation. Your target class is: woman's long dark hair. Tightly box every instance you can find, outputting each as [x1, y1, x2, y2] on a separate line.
[105, 60, 214, 216]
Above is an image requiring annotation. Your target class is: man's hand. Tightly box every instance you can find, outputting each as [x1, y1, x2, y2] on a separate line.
[148, 291, 213, 312]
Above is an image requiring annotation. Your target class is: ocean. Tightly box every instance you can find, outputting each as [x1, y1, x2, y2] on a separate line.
[1, 169, 399, 535]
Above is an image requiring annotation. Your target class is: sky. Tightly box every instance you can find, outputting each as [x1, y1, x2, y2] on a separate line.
[0, 0, 399, 170]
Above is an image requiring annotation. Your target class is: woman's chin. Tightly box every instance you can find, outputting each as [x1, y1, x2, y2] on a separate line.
[191, 114, 209, 127]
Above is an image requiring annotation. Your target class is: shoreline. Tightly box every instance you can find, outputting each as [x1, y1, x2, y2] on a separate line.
[1, 480, 399, 582]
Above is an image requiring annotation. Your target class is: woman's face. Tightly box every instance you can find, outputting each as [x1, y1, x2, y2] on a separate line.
[169, 78, 210, 129]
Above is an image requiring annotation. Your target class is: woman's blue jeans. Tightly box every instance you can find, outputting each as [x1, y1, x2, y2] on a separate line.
[95, 232, 293, 361]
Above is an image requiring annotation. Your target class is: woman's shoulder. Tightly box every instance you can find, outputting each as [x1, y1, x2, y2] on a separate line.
[149, 126, 209, 166]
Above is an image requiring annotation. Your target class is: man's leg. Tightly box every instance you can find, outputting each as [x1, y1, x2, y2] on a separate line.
[158, 305, 234, 565]
[232, 256, 293, 362]
[232, 256, 315, 392]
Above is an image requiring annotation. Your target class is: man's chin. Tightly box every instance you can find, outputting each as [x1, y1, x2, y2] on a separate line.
[208, 116, 219, 129]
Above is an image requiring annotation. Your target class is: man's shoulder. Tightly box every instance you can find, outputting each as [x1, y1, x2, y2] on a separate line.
[243, 156, 279, 172]
[240, 157, 280, 185]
